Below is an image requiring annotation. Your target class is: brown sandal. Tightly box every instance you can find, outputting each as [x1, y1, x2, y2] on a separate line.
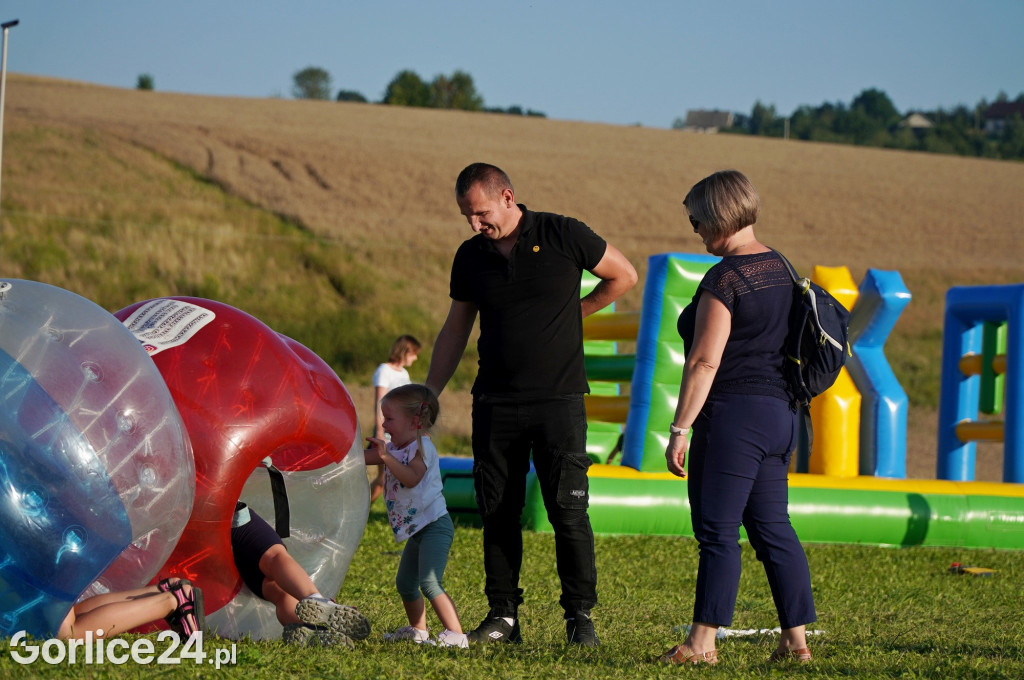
[768, 647, 812, 663]
[658, 645, 719, 665]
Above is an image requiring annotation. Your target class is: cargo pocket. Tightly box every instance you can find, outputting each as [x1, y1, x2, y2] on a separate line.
[555, 453, 591, 510]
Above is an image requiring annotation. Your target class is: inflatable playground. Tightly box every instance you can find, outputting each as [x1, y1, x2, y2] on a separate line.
[439, 254, 1024, 551]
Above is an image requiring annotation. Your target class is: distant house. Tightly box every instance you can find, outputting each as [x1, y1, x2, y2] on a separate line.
[982, 102, 1024, 135]
[680, 109, 734, 133]
[897, 113, 933, 130]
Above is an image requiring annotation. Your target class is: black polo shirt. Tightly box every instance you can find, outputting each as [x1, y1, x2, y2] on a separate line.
[450, 205, 607, 397]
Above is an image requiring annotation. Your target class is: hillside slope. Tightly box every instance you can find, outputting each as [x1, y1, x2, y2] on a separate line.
[4, 75, 1023, 480]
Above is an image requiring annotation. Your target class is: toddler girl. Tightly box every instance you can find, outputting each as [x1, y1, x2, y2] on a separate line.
[364, 383, 467, 648]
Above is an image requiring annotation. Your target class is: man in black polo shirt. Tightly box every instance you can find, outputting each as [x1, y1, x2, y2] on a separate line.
[425, 162, 637, 646]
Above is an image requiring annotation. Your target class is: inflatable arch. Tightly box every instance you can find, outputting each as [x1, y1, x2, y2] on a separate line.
[937, 284, 1024, 483]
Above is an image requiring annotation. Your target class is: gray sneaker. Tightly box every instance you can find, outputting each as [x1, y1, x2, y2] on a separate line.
[283, 623, 354, 649]
[295, 597, 371, 640]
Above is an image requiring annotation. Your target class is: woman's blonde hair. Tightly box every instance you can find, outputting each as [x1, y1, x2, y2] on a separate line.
[381, 383, 439, 452]
[683, 170, 761, 240]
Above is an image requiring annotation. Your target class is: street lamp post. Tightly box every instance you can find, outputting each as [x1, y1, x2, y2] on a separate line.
[0, 19, 19, 240]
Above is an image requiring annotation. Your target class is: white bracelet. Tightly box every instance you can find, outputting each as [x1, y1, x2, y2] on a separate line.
[669, 424, 689, 435]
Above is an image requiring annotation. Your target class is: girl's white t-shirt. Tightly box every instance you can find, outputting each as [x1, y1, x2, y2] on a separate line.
[383, 435, 448, 542]
[372, 363, 411, 441]
[372, 363, 410, 392]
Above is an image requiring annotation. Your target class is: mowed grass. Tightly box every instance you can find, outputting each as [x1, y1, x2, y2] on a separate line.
[3, 510, 1023, 679]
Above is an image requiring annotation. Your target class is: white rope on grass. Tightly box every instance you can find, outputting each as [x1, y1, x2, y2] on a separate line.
[674, 624, 826, 639]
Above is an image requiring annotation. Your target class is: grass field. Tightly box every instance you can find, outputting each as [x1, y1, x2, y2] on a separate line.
[3, 510, 1024, 679]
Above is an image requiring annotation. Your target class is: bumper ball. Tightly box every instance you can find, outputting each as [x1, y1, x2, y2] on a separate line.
[0, 280, 194, 638]
[116, 297, 369, 640]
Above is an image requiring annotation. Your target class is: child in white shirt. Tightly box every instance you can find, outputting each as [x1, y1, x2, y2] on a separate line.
[364, 383, 467, 648]
[369, 335, 421, 502]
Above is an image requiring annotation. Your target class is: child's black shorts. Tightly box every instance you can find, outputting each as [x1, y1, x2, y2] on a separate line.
[231, 502, 285, 600]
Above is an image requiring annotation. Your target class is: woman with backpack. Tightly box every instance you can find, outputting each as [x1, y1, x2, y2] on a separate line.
[658, 170, 817, 666]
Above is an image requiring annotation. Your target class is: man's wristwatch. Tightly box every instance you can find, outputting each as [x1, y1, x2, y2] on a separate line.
[669, 424, 689, 436]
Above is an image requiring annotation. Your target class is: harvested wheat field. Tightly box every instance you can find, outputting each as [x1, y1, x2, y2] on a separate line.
[4, 74, 1024, 481]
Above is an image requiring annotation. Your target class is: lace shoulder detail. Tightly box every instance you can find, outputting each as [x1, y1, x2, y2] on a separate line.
[703, 252, 790, 308]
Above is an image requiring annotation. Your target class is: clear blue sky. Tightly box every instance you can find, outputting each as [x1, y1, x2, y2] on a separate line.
[5, 0, 1022, 128]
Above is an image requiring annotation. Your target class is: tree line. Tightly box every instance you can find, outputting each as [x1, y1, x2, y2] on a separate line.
[677, 88, 1024, 162]
[291, 66, 545, 117]
[140, 69, 1022, 162]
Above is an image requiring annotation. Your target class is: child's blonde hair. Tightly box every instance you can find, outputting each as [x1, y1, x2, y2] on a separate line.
[381, 383, 439, 451]
[388, 335, 422, 364]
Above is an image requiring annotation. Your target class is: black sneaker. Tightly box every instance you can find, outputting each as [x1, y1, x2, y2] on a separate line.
[566, 612, 599, 647]
[467, 616, 523, 644]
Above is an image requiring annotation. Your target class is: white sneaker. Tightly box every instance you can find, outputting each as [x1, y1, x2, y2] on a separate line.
[437, 629, 469, 648]
[383, 625, 431, 643]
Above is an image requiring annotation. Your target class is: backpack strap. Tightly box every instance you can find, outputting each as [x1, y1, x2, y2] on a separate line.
[769, 247, 815, 467]
[770, 247, 814, 299]
[769, 246, 799, 283]
[261, 457, 291, 539]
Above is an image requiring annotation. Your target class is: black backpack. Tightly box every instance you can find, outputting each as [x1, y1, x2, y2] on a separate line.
[772, 249, 852, 407]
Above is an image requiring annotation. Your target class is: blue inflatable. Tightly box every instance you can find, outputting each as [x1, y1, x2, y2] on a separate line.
[0, 280, 194, 638]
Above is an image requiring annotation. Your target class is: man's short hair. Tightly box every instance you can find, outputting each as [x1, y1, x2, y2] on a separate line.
[455, 163, 514, 198]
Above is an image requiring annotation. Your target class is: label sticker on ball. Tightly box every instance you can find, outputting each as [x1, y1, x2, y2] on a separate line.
[121, 299, 217, 355]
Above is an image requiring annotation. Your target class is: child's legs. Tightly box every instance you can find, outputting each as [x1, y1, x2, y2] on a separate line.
[60, 589, 177, 640]
[233, 508, 288, 600]
[234, 507, 319, 626]
[71, 584, 162, 615]
[427, 593, 462, 634]
[396, 536, 427, 629]
[261, 576, 302, 626]
[259, 543, 318, 601]
[416, 514, 462, 632]
[400, 597, 428, 631]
